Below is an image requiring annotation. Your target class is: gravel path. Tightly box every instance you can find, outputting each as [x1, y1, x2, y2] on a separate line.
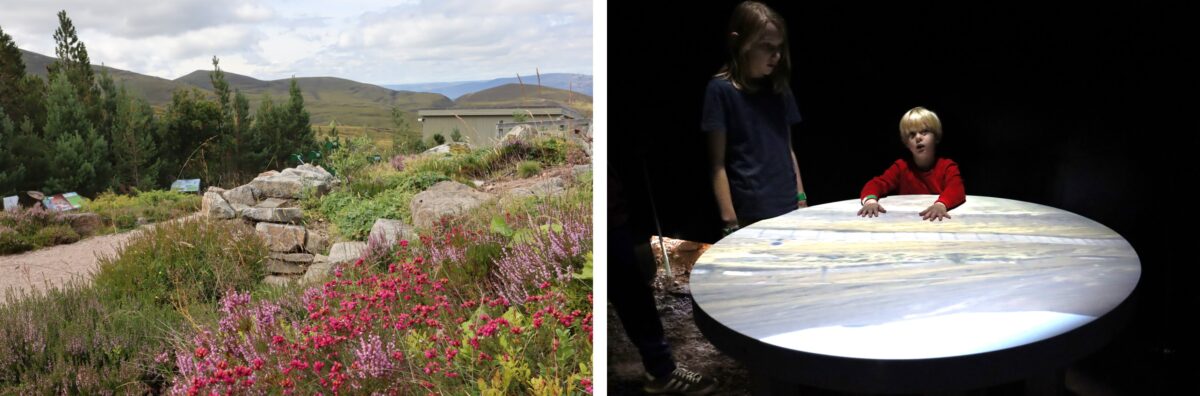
[0, 213, 202, 297]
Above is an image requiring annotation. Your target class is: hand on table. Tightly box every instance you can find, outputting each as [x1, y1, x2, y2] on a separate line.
[858, 199, 886, 217]
[920, 202, 951, 221]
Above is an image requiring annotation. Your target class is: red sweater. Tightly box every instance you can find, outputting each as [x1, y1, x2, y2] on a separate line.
[860, 158, 966, 209]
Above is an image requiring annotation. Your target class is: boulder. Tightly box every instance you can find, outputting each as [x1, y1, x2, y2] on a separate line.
[500, 124, 537, 145]
[368, 219, 417, 250]
[249, 173, 331, 199]
[305, 231, 329, 255]
[255, 223, 306, 252]
[410, 181, 494, 229]
[300, 255, 332, 286]
[504, 177, 566, 201]
[328, 242, 368, 265]
[202, 192, 236, 219]
[222, 185, 260, 207]
[242, 207, 304, 224]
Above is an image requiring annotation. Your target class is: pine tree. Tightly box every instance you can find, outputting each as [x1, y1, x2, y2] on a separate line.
[110, 86, 159, 192]
[0, 108, 25, 196]
[286, 78, 316, 157]
[47, 11, 98, 125]
[0, 25, 47, 136]
[43, 73, 108, 196]
[161, 89, 222, 185]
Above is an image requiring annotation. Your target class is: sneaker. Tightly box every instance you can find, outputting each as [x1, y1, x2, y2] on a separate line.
[643, 367, 718, 395]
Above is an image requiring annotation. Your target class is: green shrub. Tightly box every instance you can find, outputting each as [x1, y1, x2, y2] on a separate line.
[92, 217, 267, 307]
[0, 227, 33, 255]
[30, 224, 80, 247]
[84, 190, 199, 232]
[432, 133, 446, 145]
[517, 160, 542, 178]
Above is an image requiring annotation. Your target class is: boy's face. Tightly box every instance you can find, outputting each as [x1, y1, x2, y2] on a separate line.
[745, 23, 783, 79]
[904, 127, 937, 165]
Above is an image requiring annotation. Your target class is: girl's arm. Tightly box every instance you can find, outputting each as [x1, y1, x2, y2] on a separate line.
[788, 126, 806, 208]
[707, 131, 738, 227]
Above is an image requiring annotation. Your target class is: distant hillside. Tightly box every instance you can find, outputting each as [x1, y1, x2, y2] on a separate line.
[454, 83, 592, 116]
[21, 49, 202, 104]
[18, 49, 454, 128]
[385, 73, 592, 99]
[175, 70, 453, 127]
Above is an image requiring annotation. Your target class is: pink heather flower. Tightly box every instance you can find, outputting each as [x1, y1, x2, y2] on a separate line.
[353, 334, 394, 379]
[194, 347, 208, 359]
[252, 357, 265, 369]
[400, 240, 409, 247]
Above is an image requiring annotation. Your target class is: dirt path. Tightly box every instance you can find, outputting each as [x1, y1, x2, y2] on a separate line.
[0, 213, 202, 297]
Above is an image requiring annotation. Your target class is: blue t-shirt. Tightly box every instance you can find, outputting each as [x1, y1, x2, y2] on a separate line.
[701, 78, 802, 222]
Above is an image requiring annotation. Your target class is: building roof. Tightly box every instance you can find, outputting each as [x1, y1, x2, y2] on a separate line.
[418, 106, 581, 119]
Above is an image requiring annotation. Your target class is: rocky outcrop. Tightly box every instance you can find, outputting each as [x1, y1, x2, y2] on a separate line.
[410, 181, 494, 229]
[368, 219, 417, 249]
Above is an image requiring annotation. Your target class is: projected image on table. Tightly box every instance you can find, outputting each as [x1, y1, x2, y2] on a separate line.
[691, 195, 1140, 360]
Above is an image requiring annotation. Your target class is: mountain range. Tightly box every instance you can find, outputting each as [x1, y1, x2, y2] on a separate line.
[18, 49, 591, 128]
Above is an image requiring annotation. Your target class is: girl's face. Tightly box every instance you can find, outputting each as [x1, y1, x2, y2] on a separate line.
[745, 22, 783, 79]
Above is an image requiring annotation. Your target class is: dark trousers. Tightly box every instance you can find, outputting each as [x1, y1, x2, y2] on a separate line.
[609, 223, 677, 378]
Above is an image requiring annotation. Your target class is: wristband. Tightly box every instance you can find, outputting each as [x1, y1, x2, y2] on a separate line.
[863, 195, 878, 205]
[796, 192, 807, 202]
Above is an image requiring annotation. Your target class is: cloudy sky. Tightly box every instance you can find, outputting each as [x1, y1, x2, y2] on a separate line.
[0, 0, 593, 85]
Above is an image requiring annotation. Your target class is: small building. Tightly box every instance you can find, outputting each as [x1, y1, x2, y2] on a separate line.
[417, 106, 583, 147]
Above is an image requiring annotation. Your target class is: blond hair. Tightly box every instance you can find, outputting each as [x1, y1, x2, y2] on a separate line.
[899, 107, 942, 143]
[714, 1, 792, 94]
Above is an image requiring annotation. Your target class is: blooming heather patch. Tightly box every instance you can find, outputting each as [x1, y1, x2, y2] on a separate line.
[170, 230, 592, 395]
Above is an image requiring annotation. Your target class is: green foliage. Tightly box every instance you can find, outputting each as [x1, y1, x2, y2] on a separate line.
[0, 111, 26, 196]
[517, 160, 542, 178]
[160, 88, 223, 185]
[108, 86, 160, 192]
[47, 11, 98, 125]
[0, 206, 86, 254]
[391, 106, 426, 154]
[450, 128, 463, 142]
[320, 187, 415, 240]
[83, 190, 200, 232]
[454, 241, 503, 287]
[30, 224, 80, 247]
[92, 217, 267, 307]
[574, 252, 593, 280]
[433, 133, 446, 145]
[0, 27, 47, 133]
[43, 73, 110, 196]
[325, 135, 378, 182]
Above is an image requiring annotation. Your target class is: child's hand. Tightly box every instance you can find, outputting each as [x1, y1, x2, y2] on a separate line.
[920, 202, 951, 221]
[858, 200, 886, 217]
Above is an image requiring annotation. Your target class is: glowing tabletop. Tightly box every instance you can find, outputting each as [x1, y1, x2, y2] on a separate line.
[691, 195, 1140, 393]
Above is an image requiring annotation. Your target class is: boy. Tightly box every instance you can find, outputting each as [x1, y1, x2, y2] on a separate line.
[858, 107, 965, 221]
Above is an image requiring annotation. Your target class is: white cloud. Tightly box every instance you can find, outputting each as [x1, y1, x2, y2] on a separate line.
[0, 0, 592, 84]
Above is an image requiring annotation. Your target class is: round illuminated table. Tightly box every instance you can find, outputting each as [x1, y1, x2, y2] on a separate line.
[691, 195, 1140, 394]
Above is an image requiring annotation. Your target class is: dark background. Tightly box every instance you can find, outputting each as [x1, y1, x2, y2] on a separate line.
[609, 1, 1198, 391]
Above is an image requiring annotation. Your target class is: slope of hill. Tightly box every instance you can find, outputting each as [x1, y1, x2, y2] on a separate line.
[21, 49, 202, 104]
[453, 83, 592, 116]
[385, 73, 592, 99]
[175, 70, 453, 127]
